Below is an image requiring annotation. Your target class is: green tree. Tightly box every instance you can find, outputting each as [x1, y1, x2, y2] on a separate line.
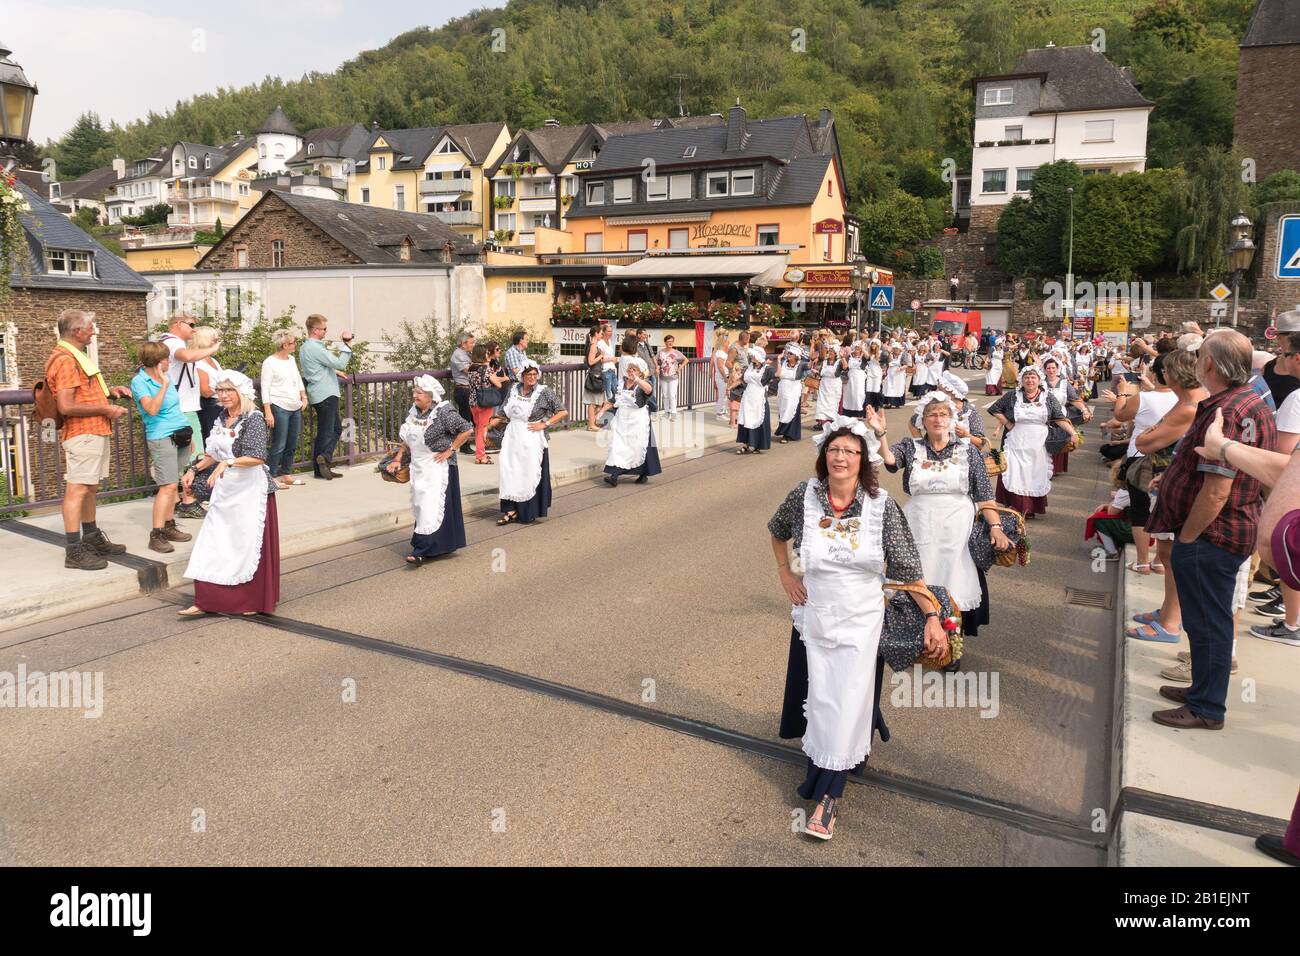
[994, 160, 1084, 278]
[120, 204, 172, 227]
[1132, 0, 1205, 52]
[71, 207, 100, 232]
[1072, 168, 1182, 280]
[1253, 170, 1300, 207]
[855, 187, 938, 267]
[54, 112, 115, 178]
[1172, 145, 1252, 288]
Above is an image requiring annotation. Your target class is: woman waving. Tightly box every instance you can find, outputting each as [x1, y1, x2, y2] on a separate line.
[989, 365, 1076, 518]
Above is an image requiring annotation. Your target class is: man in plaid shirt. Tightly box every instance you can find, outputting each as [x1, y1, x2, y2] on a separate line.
[1147, 330, 1276, 730]
[504, 329, 530, 383]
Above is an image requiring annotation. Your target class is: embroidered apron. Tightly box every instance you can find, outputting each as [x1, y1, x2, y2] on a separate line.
[184, 416, 269, 586]
[814, 361, 842, 420]
[1003, 391, 1052, 497]
[738, 367, 767, 429]
[903, 440, 981, 611]
[842, 357, 866, 410]
[400, 405, 451, 534]
[798, 481, 888, 771]
[498, 386, 546, 502]
[606, 385, 650, 470]
[776, 363, 802, 424]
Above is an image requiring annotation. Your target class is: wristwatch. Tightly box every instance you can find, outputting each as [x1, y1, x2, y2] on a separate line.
[224, 458, 236, 468]
[923, 611, 939, 620]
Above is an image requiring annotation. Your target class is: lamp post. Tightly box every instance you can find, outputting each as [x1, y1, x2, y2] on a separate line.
[1065, 186, 1075, 332]
[0, 39, 38, 168]
[849, 256, 869, 334]
[1227, 211, 1256, 329]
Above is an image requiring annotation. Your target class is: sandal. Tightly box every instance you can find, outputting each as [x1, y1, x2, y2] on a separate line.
[804, 796, 836, 841]
[406, 555, 426, 568]
[177, 606, 207, 618]
[1125, 621, 1181, 643]
[1126, 562, 1154, 574]
[475, 457, 493, 465]
[1132, 610, 1161, 625]
[496, 512, 518, 526]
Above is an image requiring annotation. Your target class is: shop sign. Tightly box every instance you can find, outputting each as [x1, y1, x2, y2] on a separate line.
[813, 218, 843, 234]
[801, 269, 852, 286]
[556, 326, 589, 345]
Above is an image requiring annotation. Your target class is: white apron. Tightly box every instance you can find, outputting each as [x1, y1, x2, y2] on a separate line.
[883, 358, 907, 397]
[184, 416, 269, 586]
[902, 440, 981, 611]
[865, 358, 883, 394]
[842, 358, 867, 411]
[401, 405, 451, 534]
[1046, 380, 1069, 409]
[498, 386, 546, 503]
[814, 361, 842, 421]
[776, 363, 802, 424]
[798, 481, 888, 770]
[985, 349, 1004, 387]
[914, 356, 931, 387]
[1003, 391, 1052, 497]
[738, 367, 767, 428]
[606, 386, 650, 470]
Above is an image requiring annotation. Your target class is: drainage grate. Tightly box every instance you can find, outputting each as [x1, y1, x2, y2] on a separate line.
[1066, 587, 1114, 609]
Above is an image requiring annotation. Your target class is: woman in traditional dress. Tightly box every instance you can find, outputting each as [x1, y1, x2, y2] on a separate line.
[840, 341, 868, 419]
[864, 341, 884, 410]
[711, 330, 731, 421]
[768, 418, 947, 841]
[873, 395, 1010, 665]
[910, 342, 932, 398]
[907, 371, 989, 452]
[774, 345, 807, 444]
[881, 344, 909, 409]
[386, 375, 472, 567]
[736, 346, 775, 455]
[496, 361, 568, 525]
[813, 342, 846, 425]
[989, 365, 1077, 519]
[1041, 356, 1091, 475]
[985, 338, 1005, 396]
[179, 371, 279, 617]
[598, 358, 660, 486]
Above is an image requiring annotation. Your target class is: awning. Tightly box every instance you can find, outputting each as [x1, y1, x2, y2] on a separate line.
[604, 213, 710, 226]
[780, 288, 854, 303]
[609, 252, 788, 280]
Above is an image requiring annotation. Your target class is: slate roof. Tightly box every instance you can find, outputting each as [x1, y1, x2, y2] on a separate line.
[196, 189, 477, 268]
[53, 165, 119, 202]
[257, 105, 300, 136]
[358, 122, 508, 171]
[1242, 0, 1300, 47]
[9, 181, 153, 293]
[588, 114, 815, 174]
[286, 123, 370, 165]
[996, 45, 1153, 114]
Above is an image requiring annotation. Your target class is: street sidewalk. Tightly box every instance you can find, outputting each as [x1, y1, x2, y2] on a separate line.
[1112, 546, 1297, 866]
[0, 405, 750, 632]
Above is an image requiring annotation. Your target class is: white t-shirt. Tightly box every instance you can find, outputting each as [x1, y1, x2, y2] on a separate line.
[1127, 389, 1179, 459]
[1276, 389, 1300, 436]
[161, 333, 202, 413]
[596, 338, 616, 369]
[260, 354, 306, 411]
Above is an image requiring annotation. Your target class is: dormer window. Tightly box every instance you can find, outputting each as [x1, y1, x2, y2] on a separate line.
[682, 146, 697, 159]
[731, 168, 756, 196]
[585, 181, 605, 205]
[983, 87, 1013, 106]
[188, 156, 197, 169]
[204, 156, 211, 169]
[45, 249, 93, 275]
[611, 178, 634, 203]
[706, 171, 729, 197]
[307, 143, 315, 155]
[434, 139, 458, 154]
[378, 155, 387, 170]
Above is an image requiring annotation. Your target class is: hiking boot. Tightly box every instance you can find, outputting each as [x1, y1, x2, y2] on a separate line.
[81, 529, 126, 555]
[161, 521, 192, 542]
[175, 502, 205, 519]
[314, 455, 334, 480]
[65, 544, 108, 571]
[148, 529, 175, 553]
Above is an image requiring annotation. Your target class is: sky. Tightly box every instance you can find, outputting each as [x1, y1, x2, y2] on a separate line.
[8, 0, 497, 142]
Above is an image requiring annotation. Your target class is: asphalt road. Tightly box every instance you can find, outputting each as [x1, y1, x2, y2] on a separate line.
[0, 368, 1117, 865]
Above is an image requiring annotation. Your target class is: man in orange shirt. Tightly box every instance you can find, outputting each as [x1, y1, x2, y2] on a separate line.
[44, 309, 133, 570]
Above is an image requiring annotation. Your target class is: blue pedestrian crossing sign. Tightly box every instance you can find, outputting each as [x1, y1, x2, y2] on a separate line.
[868, 285, 895, 310]
[1279, 215, 1300, 280]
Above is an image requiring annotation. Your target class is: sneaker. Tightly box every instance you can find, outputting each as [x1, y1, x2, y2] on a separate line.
[1256, 597, 1285, 617]
[1249, 621, 1300, 647]
[314, 455, 335, 478]
[1160, 660, 1192, 683]
[81, 529, 126, 555]
[1250, 585, 1281, 603]
[175, 502, 205, 519]
[64, 544, 108, 571]
[1170, 653, 1238, 673]
[161, 522, 192, 542]
[148, 529, 175, 553]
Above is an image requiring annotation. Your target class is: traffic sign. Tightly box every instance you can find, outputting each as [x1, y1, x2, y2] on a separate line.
[1209, 283, 1231, 302]
[1265, 326, 1278, 340]
[868, 285, 894, 310]
[910, 298, 920, 311]
[1278, 214, 1300, 280]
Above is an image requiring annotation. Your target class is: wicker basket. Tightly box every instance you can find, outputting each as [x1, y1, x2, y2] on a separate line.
[983, 448, 1006, 476]
[989, 504, 1029, 568]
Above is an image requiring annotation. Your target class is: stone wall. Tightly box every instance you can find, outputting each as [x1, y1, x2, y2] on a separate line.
[1255, 201, 1300, 316]
[199, 193, 361, 270]
[1234, 45, 1300, 183]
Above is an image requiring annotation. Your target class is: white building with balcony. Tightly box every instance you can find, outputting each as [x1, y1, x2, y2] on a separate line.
[959, 44, 1153, 230]
[104, 149, 170, 225]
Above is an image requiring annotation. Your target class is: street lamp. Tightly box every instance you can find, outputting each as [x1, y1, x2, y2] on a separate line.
[0, 39, 38, 163]
[850, 256, 870, 333]
[1065, 186, 1075, 332]
[1227, 211, 1256, 329]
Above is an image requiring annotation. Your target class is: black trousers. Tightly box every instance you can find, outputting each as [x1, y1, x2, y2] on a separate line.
[311, 395, 342, 474]
[453, 385, 472, 425]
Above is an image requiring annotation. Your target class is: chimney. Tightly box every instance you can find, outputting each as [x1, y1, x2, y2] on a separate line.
[543, 118, 560, 128]
[726, 100, 747, 151]
[112, 156, 126, 179]
[371, 120, 380, 132]
[818, 108, 831, 128]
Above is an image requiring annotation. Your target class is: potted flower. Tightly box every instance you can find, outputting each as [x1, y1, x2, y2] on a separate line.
[493, 194, 513, 209]
[0, 173, 33, 308]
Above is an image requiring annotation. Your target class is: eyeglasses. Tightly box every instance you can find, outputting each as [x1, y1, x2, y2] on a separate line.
[215, 387, 237, 394]
[826, 447, 862, 458]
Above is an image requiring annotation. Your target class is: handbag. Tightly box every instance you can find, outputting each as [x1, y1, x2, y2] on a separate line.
[170, 425, 194, 448]
[584, 365, 604, 393]
[476, 384, 504, 407]
[1124, 453, 1153, 493]
[377, 444, 411, 483]
[879, 583, 962, 672]
[968, 504, 1027, 572]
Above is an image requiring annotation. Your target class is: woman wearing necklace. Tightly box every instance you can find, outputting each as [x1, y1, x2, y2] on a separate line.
[768, 418, 947, 841]
[179, 371, 279, 617]
[1041, 357, 1091, 475]
[598, 358, 661, 486]
[989, 365, 1077, 519]
[736, 346, 776, 454]
[873, 396, 1010, 660]
[495, 360, 568, 525]
[774, 345, 807, 444]
[386, 375, 472, 567]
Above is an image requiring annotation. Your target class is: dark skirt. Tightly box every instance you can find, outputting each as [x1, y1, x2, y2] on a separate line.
[775, 411, 802, 441]
[985, 383, 1002, 396]
[910, 383, 930, 397]
[962, 566, 990, 637]
[502, 448, 551, 524]
[1051, 450, 1069, 474]
[996, 483, 1048, 517]
[779, 626, 890, 802]
[840, 407, 865, 419]
[736, 404, 772, 450]
[194, 494, 280, 615]
[865, 391, 883, 410]
[605, 427, 663, 479]
[883, 393, 906, 408]
[411, 463, 467, 557]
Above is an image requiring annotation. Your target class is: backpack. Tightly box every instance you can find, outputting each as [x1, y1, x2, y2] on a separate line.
[33, 378, 64, 429]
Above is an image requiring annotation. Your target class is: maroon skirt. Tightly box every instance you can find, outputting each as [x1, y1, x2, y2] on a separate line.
[996, 482, 1048, 518]
[1051, 450, 1069, 474]
[194, 494, 281, 614]
[985, 384, 1002, 396]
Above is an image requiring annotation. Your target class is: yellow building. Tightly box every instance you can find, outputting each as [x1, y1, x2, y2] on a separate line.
[164, 139, 260, 230]
[122, 240, 208, 273]
[346, 123, 511, 245]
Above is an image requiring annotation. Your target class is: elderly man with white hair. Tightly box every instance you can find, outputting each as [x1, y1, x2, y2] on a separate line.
[385, 375, 473, 567]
